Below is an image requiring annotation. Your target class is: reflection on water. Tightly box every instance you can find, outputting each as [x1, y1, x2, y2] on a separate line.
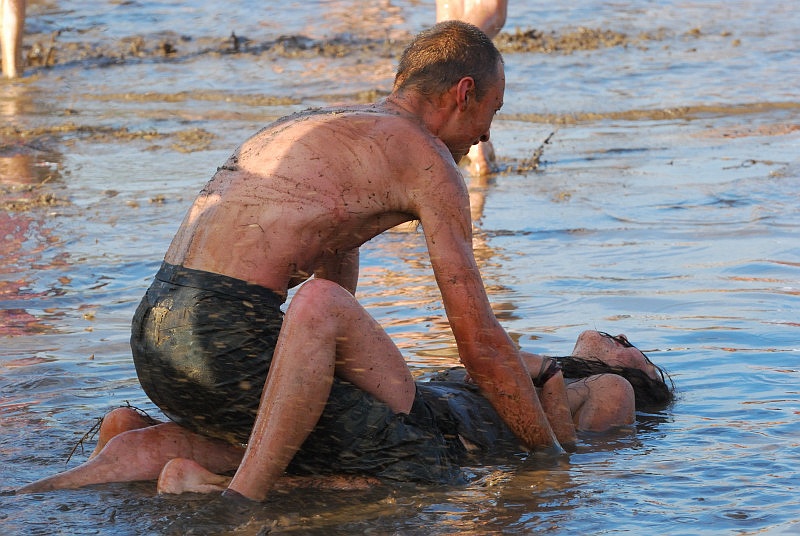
[0, 118, 66, 338]
[1, 0, 799, 534]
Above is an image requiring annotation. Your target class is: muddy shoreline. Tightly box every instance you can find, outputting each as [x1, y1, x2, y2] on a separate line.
[17, 24, 740, 75]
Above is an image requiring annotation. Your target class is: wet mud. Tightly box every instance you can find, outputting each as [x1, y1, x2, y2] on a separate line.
[507, 101, 800, 125]
[3, 20, 775, 213]
[18, 24, 740, 75]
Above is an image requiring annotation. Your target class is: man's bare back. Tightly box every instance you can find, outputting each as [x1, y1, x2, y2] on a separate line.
[165, 104, 465, 297]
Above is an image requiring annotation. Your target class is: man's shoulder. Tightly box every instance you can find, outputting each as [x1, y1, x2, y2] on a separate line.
[243, 105, 455, 181]
[273, 105, 436, 139]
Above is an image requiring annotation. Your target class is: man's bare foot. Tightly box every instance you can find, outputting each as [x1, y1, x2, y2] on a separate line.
[464, 140, 497, 176]
[157, 458, 231, 495]
[90, 407, 159, 459]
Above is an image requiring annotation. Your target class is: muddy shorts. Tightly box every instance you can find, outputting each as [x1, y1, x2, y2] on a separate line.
[290, 380, 465, 484]
[416, 380, 525, 463]
[131, 262, 285, 445]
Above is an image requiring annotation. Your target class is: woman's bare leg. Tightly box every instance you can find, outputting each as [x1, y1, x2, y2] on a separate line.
[225, 279, 415, 502]
[16, 422, 243, 494]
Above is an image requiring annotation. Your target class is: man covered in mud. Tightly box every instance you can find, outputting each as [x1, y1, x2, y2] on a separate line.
[16, 21, 673, 502]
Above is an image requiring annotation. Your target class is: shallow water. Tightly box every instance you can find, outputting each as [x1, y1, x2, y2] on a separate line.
[2, 0, 799, 534]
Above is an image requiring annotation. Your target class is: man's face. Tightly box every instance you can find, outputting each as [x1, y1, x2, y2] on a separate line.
[446, 61, 505, 162]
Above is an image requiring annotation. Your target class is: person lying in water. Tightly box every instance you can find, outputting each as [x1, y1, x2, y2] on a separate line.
[15, 329, 673, 496]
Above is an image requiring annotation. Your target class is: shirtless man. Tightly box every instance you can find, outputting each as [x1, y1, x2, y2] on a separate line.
[16, 329, 672, 497]
[14, 22, 635, 502]
[436, 0, 508, 176]
[1, 0, 25, 78]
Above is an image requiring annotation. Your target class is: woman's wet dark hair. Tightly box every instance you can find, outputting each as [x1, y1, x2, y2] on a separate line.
[556, 355, 675, 408]
[393, 20, 503, 101]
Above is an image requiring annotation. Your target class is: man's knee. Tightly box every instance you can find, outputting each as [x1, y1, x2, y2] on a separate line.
[288, 279, 353, 320]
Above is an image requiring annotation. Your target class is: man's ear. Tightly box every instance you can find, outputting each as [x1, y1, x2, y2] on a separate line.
[456, 77, 476, 111]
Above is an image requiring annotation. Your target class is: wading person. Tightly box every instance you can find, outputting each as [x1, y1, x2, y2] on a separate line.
[436, 0, 508, 176]
[15, 21, 671, 503]
[1, 0, 25, 78]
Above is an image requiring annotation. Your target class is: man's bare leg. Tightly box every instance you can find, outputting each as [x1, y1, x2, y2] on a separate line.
[158, 458, 231, 494]
[19, 279, 413, 499]
[1, 0, 26, 78]
[16, 422, 243, 494]
[225, 279, 415, 501]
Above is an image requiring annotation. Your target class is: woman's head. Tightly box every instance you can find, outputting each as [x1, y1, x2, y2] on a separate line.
[562, 330, 674, 407]
[572, 330, 664, 381]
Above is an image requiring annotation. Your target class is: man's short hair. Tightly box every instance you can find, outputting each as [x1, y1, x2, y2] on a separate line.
[393, 20, 503, 101]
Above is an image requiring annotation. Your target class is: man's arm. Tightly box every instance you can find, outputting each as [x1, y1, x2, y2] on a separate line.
[416, 169, 563, 452]
[520, 351, 577, 449]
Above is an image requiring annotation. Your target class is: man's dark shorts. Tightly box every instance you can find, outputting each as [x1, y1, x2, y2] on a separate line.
[132, 262, 285, 445]
[131, 263, 470, 483]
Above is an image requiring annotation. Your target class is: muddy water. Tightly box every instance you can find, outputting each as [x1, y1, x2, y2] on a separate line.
[2, 1, 799, 534]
